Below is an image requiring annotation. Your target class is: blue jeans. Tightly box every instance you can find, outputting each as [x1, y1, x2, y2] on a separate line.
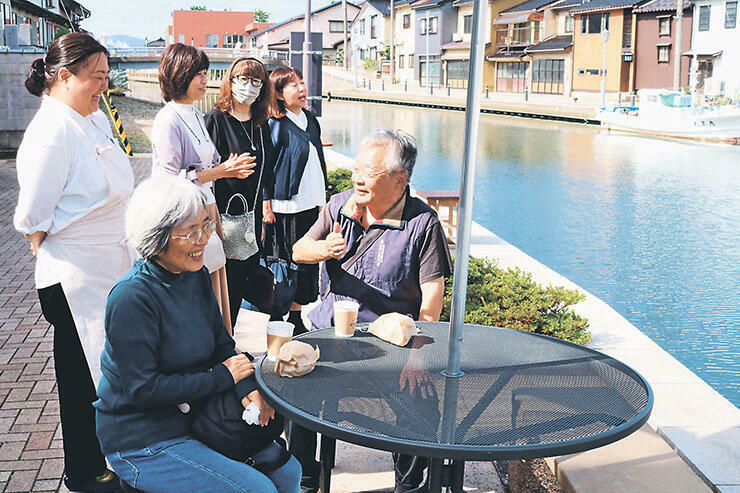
[107, 437, 301, 493]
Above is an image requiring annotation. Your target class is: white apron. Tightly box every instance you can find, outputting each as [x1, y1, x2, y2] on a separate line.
[37, 119, 134, 387]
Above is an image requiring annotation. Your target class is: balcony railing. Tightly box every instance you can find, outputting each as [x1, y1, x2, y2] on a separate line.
[107, 47, 288, 60]
[494, 26, 540, 47]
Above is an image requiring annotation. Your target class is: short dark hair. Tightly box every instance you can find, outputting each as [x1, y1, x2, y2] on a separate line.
[25, 32, 109, 97]
[268, 66, 303, 118]
[158, 43, 209, 102]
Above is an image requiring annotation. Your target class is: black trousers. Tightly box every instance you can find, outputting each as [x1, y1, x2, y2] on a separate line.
[225, 256, 261, 326]
[38, 283, 107, 482]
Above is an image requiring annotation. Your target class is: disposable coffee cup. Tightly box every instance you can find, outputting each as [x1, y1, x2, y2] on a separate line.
[266, 321, 294, 361]
[334, 300, 359, 338]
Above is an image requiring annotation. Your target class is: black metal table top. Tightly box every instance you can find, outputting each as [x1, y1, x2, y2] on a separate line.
[255, 322, 653, 460]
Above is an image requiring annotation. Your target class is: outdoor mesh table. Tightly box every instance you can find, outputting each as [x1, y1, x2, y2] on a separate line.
[256, 322, 653, 492]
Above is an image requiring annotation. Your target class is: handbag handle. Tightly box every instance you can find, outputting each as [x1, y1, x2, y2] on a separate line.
[224, 193, 248, 215]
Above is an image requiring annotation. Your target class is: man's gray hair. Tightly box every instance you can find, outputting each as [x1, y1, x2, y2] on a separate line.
[125, 176, 207, 260]
[360, 128, 418, 179]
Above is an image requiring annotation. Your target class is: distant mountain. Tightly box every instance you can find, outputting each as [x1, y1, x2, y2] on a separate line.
[102, 34, 146, 49]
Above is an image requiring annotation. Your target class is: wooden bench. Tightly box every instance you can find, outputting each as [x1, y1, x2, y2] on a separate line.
[415, 190, 460, 242]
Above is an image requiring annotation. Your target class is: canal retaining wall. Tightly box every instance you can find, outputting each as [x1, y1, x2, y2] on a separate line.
[0, 51, 43, 154]
[323, 147, 740, 492]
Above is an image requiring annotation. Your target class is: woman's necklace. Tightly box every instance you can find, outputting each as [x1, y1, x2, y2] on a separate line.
[237, 118, 257, 152]
[173, 107, 208, 146]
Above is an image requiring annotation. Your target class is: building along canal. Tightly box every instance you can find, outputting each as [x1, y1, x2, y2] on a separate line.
[319, 99, 740, 408]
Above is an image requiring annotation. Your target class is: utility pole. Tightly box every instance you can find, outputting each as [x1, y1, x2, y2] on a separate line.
[304, 0, 312, 106]
[673, 0, 683, 90]
[425, 8, 430, 94]
[390, 0, 395, 83]
[343, 0, 348, 70]
[600, 29, 610, 109]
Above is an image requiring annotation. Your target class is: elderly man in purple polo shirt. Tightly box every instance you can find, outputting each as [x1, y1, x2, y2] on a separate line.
[292, 128, 452, 493]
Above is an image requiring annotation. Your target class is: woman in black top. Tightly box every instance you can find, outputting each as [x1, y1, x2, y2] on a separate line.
[205, 57, 275, 327]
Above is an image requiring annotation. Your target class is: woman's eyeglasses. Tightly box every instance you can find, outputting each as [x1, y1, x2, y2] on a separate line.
[232, 76, 263, 88]
[171, 220, 215, 244]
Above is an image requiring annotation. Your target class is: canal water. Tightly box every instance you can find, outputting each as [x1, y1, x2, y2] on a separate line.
[320, 99, 740, 407]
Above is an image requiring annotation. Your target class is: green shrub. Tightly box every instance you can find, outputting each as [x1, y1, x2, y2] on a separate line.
[440, 257, 591, 345]
[326, 168, 353, 201]
[362, 58, 379, 72]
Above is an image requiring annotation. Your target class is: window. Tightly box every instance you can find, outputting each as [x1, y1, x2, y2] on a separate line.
[403, 14, 410, 28]
[409, 54, 414, 67]
[399, 54, 405, 68]
[725, 1, 737, 27]
[447, 60, 470, 88]
[532, 59, 565, 94]
[360, 18, 365, 35]
[370, 47, 377, 59]
[370, 15, 377, 39]
[429, 16, 438, 34]
[1, 3, 11, 25]
[222, 34, 245, 48]
[658, 16, 671, 35]
[657, 45, 670, 62]
[565, 15, 574, 33]
[206, 34, 218, 48]
[178, 33, 185, 43]
[420, 17, 427, 34]
[496, 61, 528, 92]
[582, 12, 609, 33]
[464, 15, 473, 33]
[699, 5, 711, 30]
[329, 21, 344, 33]
[419, 55, 441, 85]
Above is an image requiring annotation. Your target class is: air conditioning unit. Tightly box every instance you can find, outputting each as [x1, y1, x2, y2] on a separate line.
[452, 33, 463, 42]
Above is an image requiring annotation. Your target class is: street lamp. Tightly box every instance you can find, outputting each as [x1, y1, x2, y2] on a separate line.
[600, 29, 610, 110]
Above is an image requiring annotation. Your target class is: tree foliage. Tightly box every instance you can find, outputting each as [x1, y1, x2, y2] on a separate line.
[190, 5, 206, 10]
[441, 257, 591, 345]
[254, 9, 270, 22]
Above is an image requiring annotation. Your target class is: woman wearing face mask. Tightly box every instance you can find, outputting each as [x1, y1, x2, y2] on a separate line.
[151, 43, 255, 334]
[14, 33, 132, 492]
[205, 57, 275, 327]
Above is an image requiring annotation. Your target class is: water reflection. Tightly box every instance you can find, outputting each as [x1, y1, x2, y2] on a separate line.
[320, 100, 740, 407]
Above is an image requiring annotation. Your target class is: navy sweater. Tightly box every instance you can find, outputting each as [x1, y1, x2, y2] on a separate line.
[94, 259, 257, 454]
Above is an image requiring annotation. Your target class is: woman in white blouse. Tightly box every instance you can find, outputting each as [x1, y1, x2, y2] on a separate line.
[150, 43, 254, 334]
[13, 33, 132, 493]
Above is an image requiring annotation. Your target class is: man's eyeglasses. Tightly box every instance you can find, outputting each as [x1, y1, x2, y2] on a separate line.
[171, 220, 215, 244]
[351, 165, 387, 180]
[232, 75, 263, 88]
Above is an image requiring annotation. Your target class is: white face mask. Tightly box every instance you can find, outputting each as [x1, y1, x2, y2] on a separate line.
[232, 80, 261, 106]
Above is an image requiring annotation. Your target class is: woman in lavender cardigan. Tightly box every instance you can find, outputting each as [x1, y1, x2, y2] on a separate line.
[150, 43, 254, 333]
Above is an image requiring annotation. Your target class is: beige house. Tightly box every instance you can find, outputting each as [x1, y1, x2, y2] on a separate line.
[350, 0, 392, 71]
[524, 0, 576, 96]
[393, 0, 417, 82]
[441, 0, 492, 88]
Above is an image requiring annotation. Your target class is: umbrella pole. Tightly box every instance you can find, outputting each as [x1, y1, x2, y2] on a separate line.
[444, 0, 487, 378]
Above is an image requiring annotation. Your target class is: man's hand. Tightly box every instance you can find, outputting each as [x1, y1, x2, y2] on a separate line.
[399, 354, 436, 400]
[325, 222, 346, 259]
[241, 390, 275, 426]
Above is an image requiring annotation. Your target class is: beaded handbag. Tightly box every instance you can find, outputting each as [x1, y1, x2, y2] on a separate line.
[221, 193, 258, 260]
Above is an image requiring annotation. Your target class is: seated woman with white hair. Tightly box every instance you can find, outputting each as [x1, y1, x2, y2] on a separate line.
[93, 176, 301, 493]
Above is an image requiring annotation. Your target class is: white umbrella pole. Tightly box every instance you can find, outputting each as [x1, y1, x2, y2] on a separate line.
[444, 0, 486, 378]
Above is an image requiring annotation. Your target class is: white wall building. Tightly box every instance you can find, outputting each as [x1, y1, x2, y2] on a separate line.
[393, 1, 416, 82]
[350, 0, 391, 70]
[689, 0, 740, 96]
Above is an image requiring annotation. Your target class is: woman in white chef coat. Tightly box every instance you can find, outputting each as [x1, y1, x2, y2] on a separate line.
[150, 43, 255, 334]
[13, 33, 132, 493]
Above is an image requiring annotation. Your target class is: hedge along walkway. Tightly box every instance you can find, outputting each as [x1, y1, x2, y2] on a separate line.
[0, 156, 150, 493]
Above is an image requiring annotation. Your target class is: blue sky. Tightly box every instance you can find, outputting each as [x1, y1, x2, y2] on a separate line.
[80, 0, 338, 40]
